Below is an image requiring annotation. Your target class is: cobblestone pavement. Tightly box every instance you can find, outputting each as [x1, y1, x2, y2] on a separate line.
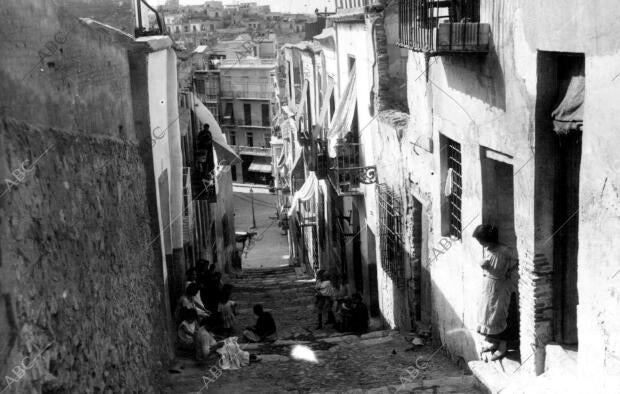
[233, 191, 289, 269]
[163, 267, 480, 394]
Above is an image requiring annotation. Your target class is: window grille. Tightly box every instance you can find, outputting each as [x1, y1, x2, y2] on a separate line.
[447, 139, 462, 239]
[377, 183, 405, 288]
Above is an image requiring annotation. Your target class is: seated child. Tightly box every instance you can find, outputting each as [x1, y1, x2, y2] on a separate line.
[177, 307, 198, 351]
[243, 304, 277, 342]
[217, 284, 237, 336]
[194, 318, 220, 362]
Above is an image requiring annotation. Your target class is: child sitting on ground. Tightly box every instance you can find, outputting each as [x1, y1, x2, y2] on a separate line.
[194, 318, 221, 362]
[177, 308, 198, 351]
[243, 304, 277, 342]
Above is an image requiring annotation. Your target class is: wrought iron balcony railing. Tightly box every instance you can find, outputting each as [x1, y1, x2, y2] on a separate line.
[398, 0, 489, 54]
[234, 146, 272, 156]
[328, 140, 377, 196]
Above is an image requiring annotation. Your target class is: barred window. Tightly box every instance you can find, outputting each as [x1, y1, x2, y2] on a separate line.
[377, 184, 405, 288]
[441, 136, 462, 239]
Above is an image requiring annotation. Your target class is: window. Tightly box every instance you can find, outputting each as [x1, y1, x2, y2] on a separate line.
[244, 103, 252, 125]
[184, 25, 189, 32]
[261, 104, 270, 127]
[440, 135, 462, 239]
[229, 131, 236, 146]
[246, 132, 254, 147]
[264, 135, 270, 148]
[201, 24, 205, 31]
[195, 79, 206, 94]
[377, 183, 405, 288]
[329, 92, 335, 122]
[231, 165, 237, 181]
[223, 102, 234, 124]
[192, 25, 197, 32]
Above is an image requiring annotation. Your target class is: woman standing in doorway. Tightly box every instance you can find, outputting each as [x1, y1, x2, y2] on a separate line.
[473, 224, 518, 361]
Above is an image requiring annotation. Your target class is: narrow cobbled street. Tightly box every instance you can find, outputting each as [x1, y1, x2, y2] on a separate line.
[164, 266, 479, 393]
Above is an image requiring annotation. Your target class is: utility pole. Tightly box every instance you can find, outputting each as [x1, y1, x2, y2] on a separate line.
[250, 187, 257, 229]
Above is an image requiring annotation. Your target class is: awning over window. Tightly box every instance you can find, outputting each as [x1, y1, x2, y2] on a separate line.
[327, 67, 357, 157]
[551, 62, 584, 135]
[317, 77, 335, 129]
[248, 157, 272, 173]
[192, 93, 241, 165]
[288, 172, 317, 216]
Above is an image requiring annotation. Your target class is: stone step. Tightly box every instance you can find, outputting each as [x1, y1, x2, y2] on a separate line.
[235, 295, 315, 308]
[240, 266, 296, 276]
[233, 281, 316, 292]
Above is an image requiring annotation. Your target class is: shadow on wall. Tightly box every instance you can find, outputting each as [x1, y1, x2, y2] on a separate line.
[442, 31, 506, 112]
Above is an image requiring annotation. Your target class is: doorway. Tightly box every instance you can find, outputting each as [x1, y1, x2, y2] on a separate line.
[408, 197, 423, 328]
[553, 131, 581, 345]
[536, 52, 584, 347]
[481, 149, 520, 349]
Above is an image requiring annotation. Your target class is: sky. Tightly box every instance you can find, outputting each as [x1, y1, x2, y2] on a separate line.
[152, 0, 335, 14]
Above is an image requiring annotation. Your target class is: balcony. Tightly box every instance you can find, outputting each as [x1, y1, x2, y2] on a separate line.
[235, 145, 272, 157]
[313, 138, 329, 180]
[191, 166, 217, 202]
[328, 140, 377, 196]
[398, 0, 489, 55]
[219, 89, 275, 100]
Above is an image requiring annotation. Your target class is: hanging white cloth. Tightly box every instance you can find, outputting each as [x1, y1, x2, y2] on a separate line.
[444, 168, 454, 197]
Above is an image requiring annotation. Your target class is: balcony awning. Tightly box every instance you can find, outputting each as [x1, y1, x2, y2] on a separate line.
[317, 77, 335, 129]
[551, 62, 584, 135]
[192, 93, 241, 165]
[248, 157, 272, 173]
[288, 171, 317, 216]
[327, 67, 357, 157]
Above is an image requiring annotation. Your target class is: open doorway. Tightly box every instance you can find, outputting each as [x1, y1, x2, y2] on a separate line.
[536, 52, 584, 348]
[481, 148, 520, 357]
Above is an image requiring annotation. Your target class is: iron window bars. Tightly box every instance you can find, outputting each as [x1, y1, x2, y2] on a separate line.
[447, 139, 462, 239]
[377, 183, 406, 288]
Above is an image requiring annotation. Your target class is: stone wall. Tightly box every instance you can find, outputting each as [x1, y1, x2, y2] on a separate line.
[0, 0, 171, 391]
[0, 121, 170, 392]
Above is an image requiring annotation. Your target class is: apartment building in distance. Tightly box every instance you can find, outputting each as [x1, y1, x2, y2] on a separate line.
[194, 57, 280, 185]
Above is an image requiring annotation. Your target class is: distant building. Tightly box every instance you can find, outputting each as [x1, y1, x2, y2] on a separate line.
[194, 58, 280, 185]
[165, 0, 179, 11]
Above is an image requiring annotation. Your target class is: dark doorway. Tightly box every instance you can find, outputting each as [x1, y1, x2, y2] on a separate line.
[536, 52, 584, 347]
[481, 150, 517, 249]
[553, 131, 581, 345]
[481, 150, 520, 348]
[367, 228, 380, 317]
[408, 197, 423, 327]
[352, 227, 363, 294]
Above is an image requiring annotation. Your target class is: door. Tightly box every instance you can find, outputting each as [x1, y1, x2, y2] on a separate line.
[553, 132, 581, 345]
